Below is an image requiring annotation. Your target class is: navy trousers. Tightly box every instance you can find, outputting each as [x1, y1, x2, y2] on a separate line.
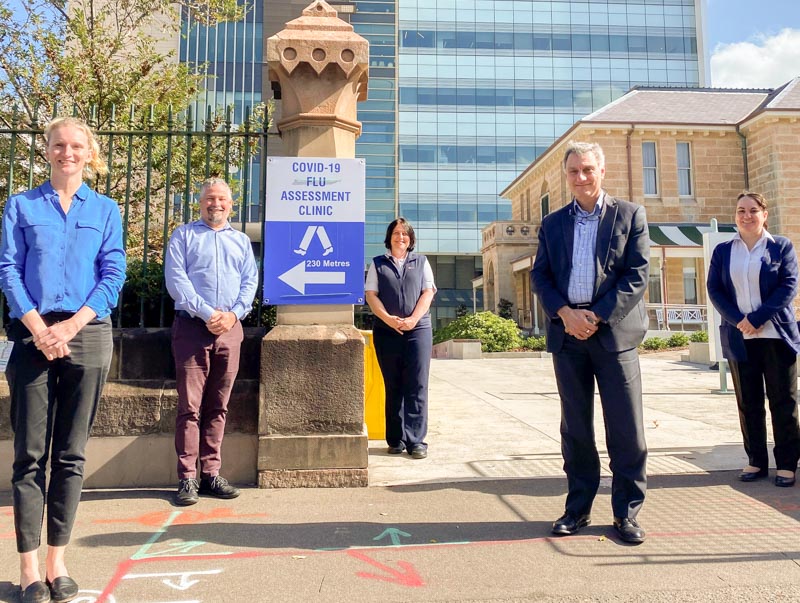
[373, 324, 432, 450]
[552, 334, 648, 519]
[7, 315, 112, 553]
[728, 338, 800, 472]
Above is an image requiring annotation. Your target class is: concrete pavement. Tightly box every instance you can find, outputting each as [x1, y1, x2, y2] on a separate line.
[1, 352, 799, 602]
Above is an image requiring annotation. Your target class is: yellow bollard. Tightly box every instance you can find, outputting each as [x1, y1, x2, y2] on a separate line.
[361, 330, 386, 440]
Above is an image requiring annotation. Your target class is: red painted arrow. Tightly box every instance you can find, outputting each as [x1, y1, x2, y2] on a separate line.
[348, 550, 424, 587]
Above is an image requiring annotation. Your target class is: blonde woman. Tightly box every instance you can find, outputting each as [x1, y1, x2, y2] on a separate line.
[0, 117, 126, 602]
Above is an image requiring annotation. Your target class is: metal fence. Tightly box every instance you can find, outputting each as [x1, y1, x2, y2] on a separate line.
[0, 104, 270, 328]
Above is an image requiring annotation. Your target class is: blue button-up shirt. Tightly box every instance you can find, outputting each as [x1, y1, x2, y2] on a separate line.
[0, 181, 126, 319]
[164, 220, 258, 322]
[567, 194, 604, 305]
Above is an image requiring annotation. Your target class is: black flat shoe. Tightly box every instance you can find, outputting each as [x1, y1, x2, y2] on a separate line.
[551, 513, 591, 536]
[738, 468, 768, 482]
[409, 445, 427, 459]
[613, 517, 646, 544]
[387, 444, 405, 454]
[46, 577, 79, 603]
[775, 475, 796, 487]
[21, 581, 51, 603]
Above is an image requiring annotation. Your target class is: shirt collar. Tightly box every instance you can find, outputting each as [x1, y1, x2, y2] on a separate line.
[572, 191, 604, 218]
[733, 229, 774, 248]
[193, 219, 233, 232]
[41, 180, 91, 204]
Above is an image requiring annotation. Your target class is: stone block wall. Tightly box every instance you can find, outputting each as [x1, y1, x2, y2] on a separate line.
[0, 327, 266, 489]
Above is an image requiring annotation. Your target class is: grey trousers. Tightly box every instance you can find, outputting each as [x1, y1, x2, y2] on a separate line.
[7, 315, 112, 553]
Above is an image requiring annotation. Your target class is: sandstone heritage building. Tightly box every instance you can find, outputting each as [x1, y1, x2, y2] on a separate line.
[482, 77, 800, 333]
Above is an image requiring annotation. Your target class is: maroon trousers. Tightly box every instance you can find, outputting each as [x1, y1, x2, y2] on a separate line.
[172, 315, 243, 479]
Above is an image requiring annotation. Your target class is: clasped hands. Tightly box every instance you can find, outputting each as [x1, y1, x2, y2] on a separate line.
[561, 308, 600, 341]
[387, 314, 418, 334]
[34, 320, 78, 361]
[206, 310, 237, 335]
[736, 317, 763, 336]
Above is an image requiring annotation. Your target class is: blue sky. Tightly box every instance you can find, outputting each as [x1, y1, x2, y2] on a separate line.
[705, 0, 798, 47]
[705, 0, 800, 86]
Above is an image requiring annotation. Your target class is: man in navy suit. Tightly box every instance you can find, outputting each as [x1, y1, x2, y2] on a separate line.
[531, 141, 650, 544]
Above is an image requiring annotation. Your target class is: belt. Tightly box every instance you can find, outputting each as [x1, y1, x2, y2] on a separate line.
[569, 303, 592, 309]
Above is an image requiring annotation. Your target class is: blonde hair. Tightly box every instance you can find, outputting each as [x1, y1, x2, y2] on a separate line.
[44, 117, 108, 178]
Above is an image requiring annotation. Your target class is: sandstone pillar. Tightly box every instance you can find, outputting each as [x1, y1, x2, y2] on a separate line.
[259, 1, 369, 487]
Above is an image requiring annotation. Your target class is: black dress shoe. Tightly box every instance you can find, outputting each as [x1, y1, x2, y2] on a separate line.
[613, 517, 646, 544]
[199, 475, 240, 499]
[738, 468, 768, 482]
[409, 445, 427, 459]
[175, 478, 199, 506]
[46, 576, 79, 602]
[387, 444, 405, 454]
[551, 513, 591, 536]
[21, 581, 51, 603]
[775, 475, 796, 487]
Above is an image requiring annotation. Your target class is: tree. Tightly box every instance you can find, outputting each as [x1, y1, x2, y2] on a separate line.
[0, 0, 269, 263]
[497, 297, 514, 320]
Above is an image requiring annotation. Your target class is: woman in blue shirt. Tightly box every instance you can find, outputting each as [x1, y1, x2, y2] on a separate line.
[365, 218, 436, 459]
[0, 117, 126, 603]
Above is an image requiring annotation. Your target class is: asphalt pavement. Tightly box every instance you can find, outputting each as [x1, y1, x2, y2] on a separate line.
[1, 352, 799, 603]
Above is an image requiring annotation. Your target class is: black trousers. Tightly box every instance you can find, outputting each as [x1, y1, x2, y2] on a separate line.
[552, 335, 648, 519]
[6, 315, 112, 553]
[372, 324, 432, 450]
[728, 338, 800, 472]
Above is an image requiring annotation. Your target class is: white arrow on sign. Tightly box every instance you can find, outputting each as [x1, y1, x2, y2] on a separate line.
[278, 260, 345, 294]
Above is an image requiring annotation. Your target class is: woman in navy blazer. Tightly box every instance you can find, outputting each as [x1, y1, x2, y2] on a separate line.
[707, 192, 800, 487]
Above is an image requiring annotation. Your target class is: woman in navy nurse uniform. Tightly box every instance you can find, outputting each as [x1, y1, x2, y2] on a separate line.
[707, 191, 800, 488]
[0, 117, 126, 602]
[365, 218, 436, 459]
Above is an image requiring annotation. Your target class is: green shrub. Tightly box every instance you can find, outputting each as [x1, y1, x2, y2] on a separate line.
[433, 311, 522, 352]
[640, 336, 667, 351]
[520, 335, 546, 351]
[666, 332, 690, 347]
[689, 330, 709, 343]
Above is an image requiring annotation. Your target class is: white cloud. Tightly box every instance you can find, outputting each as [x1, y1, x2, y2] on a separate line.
[710, 28, 800, 88]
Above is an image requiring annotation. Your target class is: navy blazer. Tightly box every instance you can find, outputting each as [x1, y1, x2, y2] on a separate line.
[706, 235, 800, 362]
[531, 195, 650, 353]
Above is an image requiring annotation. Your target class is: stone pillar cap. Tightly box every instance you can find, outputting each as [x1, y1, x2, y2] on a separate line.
[267, 0, 369, 77]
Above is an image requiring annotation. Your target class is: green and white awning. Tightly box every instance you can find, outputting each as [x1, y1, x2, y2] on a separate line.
[648, 223, 736, 247]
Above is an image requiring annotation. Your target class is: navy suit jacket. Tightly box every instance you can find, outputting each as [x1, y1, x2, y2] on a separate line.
[531, 195, 650, 353]
[706, 235, 800, 362]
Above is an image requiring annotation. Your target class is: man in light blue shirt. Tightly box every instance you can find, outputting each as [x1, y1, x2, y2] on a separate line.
[165, 178, 258, 506]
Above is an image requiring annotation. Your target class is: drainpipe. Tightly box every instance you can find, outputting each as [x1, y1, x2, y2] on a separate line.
[736, 126, 750, 189]
[626, 125, 635, 202]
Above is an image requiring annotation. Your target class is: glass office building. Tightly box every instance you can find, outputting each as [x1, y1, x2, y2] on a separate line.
[390, 0, 703, 325]
[180, 2, 265, 221]
[223, 0, 704, 326]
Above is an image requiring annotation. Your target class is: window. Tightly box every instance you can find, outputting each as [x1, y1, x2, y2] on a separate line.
[683, 260, 698, 305]
[677, 142, 693, 196]
[648, 257, 662, 304]
[540, 193, 550, 219]
[642, 142, 658, 196]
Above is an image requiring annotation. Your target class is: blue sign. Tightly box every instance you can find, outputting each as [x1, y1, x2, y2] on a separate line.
[263, 157, 365, 305]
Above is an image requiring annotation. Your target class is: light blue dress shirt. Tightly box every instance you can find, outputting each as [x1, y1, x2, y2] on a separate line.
[567, 194, 604, 305]
[164, 220, 258, 322]
[0, 181, 126, 319]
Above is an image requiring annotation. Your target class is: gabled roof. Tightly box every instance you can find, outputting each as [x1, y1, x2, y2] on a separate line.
[583, 88, 770, 126]
[761, 77, 800, 110]
[501, 77, 800, 198]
